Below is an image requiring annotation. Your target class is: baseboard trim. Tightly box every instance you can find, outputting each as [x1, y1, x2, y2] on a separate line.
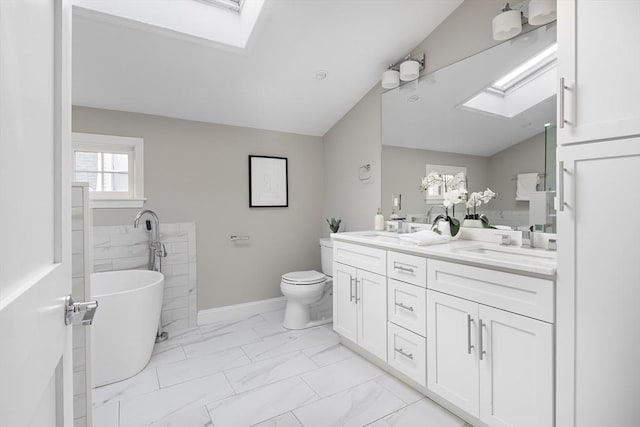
[197, 296, 287, 326]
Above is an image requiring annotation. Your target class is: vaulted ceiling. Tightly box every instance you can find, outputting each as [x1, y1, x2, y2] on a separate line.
[72, 0, 463, 136]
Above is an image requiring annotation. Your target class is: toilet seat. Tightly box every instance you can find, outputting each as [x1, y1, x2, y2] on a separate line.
[281, 270, 326, 285]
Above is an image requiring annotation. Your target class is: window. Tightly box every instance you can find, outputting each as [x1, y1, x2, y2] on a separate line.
[425, 164, 467, 204]
[72, 133, 145, 208]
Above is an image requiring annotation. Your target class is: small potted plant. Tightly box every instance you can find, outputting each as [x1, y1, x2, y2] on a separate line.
[326, 217, 341, 233]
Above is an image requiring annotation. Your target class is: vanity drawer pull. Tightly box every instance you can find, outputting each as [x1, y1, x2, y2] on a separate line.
[394, 263, 415, 274]
[394, 347, 414, 360]
[394, 302, 414, 312]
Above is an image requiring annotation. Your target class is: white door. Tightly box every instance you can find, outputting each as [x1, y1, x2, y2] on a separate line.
[332, 263, 358, 343]
[0, 0, 73, 426]
[356, 270, 387, 361]
[478, 305, 553, 427]
[427, 290, 479, 416]
[556, 138, 640, 427]
[557, 0, 640, 144]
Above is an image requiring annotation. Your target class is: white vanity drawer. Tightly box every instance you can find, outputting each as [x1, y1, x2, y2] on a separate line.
[387, 251, 427, 288]
[388, 279, 426, 337]
[387, 322, 426, 387]
[427, 259, 554, 323]
[333, 241, 386, 275]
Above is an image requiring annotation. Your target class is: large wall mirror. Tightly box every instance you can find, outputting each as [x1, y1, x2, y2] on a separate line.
[381, 24, 557, 232]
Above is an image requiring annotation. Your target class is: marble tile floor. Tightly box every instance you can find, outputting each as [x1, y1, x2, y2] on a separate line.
[93, 309, 472, 427]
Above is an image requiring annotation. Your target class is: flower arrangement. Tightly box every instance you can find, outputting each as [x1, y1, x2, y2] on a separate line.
[419, 171, 467, 237]
[465, 188, 496, 218]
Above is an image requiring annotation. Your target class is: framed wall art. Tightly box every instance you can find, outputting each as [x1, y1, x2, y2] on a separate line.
[248, 155, 288, 207]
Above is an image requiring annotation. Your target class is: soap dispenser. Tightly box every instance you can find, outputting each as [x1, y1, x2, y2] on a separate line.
[374, 208, 385, 231]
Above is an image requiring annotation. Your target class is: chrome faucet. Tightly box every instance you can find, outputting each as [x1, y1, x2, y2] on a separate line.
[133, 209, 167, 272]
[133, 209, 169, 343]
[522, 230, 534, 248]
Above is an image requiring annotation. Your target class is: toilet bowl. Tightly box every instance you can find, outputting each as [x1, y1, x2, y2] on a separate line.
[280, 238, 333, 330]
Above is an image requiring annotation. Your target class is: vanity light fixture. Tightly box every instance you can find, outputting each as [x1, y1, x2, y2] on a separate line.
[381, 53, 425, 89]
[492, 1, 557, 41]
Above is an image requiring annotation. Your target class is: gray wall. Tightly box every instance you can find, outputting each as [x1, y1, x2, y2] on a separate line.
[488, 131, 546, 211]
[381, 146, 490, 218]
[323, 0, 510, 231]
[73, 106, 324, 310]
[323, 87, 382, 234]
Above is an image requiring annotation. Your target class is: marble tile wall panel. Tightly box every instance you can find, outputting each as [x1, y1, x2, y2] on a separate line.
[71, 185, 88, 426]
[92, 222, 197, 333]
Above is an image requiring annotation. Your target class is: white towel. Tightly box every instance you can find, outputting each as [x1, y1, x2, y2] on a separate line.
[516, 173, 539, 201]
[398, 230, 449, 246]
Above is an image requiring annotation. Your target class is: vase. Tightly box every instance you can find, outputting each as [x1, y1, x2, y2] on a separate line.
[434, 218, 461, 240]
[463, 219, 483, 228]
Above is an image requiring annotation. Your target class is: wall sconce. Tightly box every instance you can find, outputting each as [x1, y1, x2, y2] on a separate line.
[381, 53, 425, 89]
[492, 1, 557, 41]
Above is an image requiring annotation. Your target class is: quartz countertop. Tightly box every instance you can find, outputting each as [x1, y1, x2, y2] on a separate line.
[331, 231, 557, 278]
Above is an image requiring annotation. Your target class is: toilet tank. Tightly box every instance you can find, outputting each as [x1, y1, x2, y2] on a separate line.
[320, 238, 333, 277]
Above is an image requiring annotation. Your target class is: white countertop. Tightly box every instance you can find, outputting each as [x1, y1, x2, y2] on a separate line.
[332, 231, 557, 278]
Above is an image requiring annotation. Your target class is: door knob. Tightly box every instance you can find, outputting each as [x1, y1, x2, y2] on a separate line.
[65, 295, 98, 326]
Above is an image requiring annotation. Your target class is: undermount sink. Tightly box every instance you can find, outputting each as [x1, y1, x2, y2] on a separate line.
[359, 232, 402, 243]
[456, 245, 556, 266]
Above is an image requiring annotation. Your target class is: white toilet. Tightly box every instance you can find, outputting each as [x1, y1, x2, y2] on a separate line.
[280, 238, 333, 330]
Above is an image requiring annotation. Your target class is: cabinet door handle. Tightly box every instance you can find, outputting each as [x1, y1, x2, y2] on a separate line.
[349, 276, 354, 302]
[559, 77, 568, 129]
[394, 347, 414, 360]
[394, 302, 414, 312]
[355, 279, 361, 303]
[394, 263, 415, 274]
[467, 314, 475, 355]
[479, 319, 487, 361]
[558, 160, 565, 212]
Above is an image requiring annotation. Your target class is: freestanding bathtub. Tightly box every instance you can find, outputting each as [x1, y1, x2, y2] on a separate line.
[91, 270, 164, 387]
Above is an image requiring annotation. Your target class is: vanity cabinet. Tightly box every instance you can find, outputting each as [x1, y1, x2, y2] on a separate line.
[427, 290, 554, 427]
[386, 251, 427, 386]
[557, 0, 640, 144]
[332, 237, 556, 427]
[333, 242, 387, 361]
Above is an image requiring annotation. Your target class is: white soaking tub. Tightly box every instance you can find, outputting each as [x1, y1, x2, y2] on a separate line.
[91, 270, 164, 387]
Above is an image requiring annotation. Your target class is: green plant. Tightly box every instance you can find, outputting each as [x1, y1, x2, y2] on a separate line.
[326, 217, 341, 233]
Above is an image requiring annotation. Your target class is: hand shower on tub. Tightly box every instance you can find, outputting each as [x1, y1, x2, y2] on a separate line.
[134, 209, 169, 343]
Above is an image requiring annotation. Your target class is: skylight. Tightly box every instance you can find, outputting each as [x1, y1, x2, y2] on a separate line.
[196, 0, 245, 14]
[462, 43, 557, 118]
[73, 0, 264, 49]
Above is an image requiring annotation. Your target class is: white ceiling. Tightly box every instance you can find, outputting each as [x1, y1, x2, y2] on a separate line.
[381, 24, 557, 156]
[72, 0, 463, 137]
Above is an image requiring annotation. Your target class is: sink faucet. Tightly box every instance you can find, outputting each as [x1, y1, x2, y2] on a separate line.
[133, 209, 167, 272]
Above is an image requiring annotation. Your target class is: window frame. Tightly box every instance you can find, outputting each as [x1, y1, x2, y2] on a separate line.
[72, 132, 145, 209]
[424, 164, 467, 204]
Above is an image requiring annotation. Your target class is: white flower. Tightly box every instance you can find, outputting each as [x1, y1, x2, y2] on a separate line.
[466, 191, 483, 208]
[480, 188, 496, 203]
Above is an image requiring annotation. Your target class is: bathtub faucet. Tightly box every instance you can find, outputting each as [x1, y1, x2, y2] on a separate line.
[133, 209, 169, 343]
[133, 209, 167, 272]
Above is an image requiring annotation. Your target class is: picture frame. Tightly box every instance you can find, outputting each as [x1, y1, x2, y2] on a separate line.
[249, 155, 288, 207]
